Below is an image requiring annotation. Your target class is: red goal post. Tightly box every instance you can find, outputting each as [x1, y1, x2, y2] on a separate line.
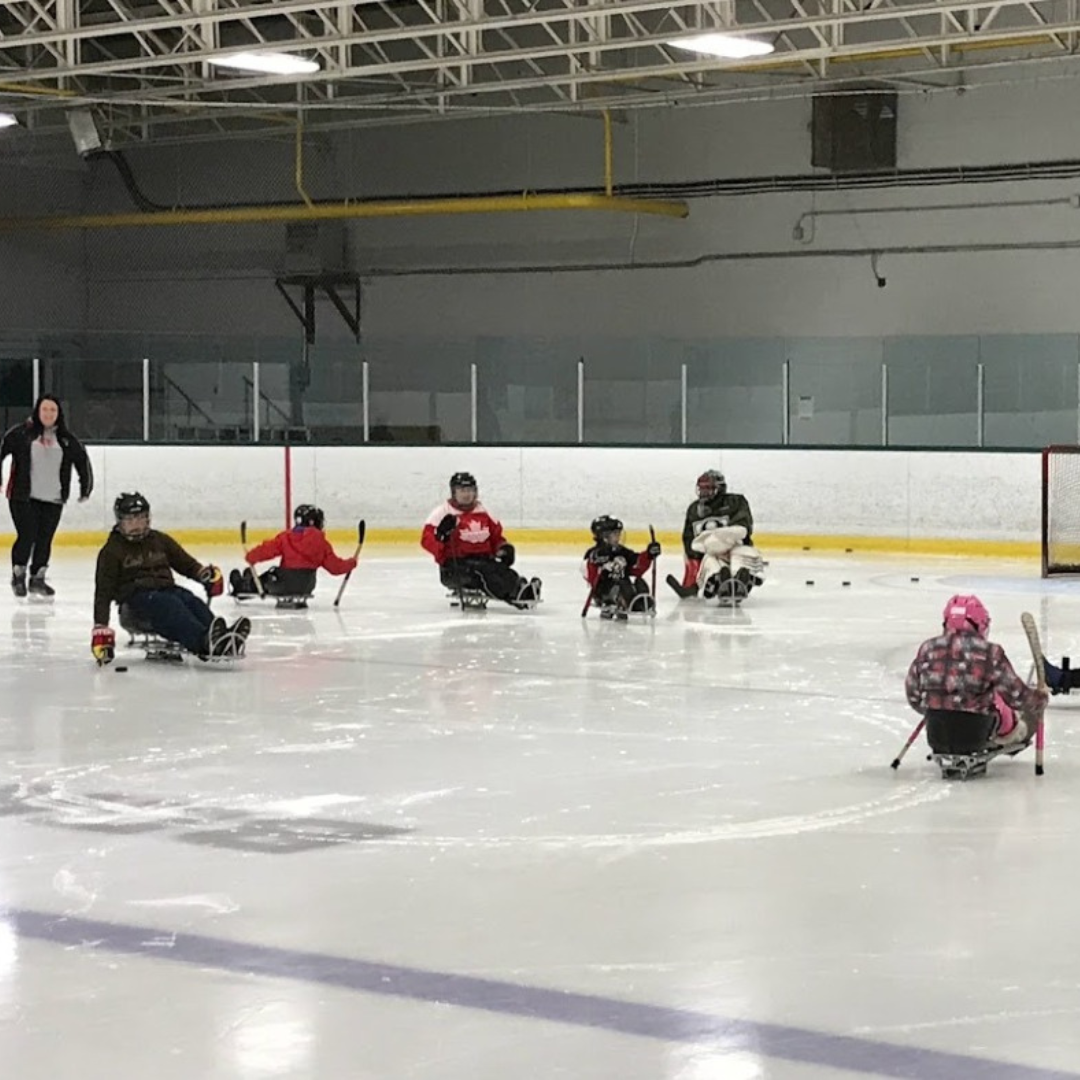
[1042, 444, 1080, 577]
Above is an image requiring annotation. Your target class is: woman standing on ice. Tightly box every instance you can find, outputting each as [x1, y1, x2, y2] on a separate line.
[0, 394, 93, 598]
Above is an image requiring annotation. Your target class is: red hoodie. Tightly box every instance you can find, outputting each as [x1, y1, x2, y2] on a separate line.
[246, 526, 356, 576]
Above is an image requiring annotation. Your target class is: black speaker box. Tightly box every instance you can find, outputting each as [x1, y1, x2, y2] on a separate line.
[812, 89, 897, 172]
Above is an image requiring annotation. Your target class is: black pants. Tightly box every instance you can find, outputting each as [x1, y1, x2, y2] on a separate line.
[925, 709, 997, 755]
[441, 557, 524, 603]
[596, 575, 651, 609]
[237, 566, 317, 596]
[9, 498, 64, 573]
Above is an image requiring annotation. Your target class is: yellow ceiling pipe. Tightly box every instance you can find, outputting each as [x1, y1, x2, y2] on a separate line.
[294, 118, 314, 208]
[0, 192, 688, 231]
[0, 97, 686, 231]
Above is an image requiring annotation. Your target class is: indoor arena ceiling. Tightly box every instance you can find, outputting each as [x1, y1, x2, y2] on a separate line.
[2, 0, 1080, 144]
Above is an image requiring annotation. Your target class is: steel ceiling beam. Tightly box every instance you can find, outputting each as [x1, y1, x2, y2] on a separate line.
[1, 0, 1078, 141]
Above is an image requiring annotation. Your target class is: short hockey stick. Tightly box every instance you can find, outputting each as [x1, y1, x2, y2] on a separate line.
[1021, 611, 1047, 776]
[333, 519, 367, 609]
[890, 719, 926, 770]
[580, 575, 600, 618]
[649, 524, 657, 602]
[239, 520, 265, 597]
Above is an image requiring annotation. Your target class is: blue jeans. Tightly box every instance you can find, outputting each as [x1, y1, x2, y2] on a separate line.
[124, 587, 213, 654]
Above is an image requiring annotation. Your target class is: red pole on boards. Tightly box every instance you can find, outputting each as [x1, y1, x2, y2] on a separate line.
[284, 445, 293, 528]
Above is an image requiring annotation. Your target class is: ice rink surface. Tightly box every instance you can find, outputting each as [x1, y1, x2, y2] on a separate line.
[3, 547, 1080, 1080]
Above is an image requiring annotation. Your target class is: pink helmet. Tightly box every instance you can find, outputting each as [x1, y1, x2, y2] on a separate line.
[942, 594, 990, 636]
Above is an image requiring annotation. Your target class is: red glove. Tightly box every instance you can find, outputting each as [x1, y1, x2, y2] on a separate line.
[346, 557, 358, 572]
[92, 625, 116, 665]
[199, 564, 224, 598]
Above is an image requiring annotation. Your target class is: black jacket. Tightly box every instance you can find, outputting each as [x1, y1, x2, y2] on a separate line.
[1, 419, 93, 503]
[94, 528, 203, 626]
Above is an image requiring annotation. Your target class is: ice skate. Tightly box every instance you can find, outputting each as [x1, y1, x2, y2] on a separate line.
[27, 568, 54, 599]
[11, 566, 27, 598]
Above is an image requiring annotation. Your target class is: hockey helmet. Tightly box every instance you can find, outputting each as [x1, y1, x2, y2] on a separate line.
[449, 471, 478, 508]
[294, 504, 325, 530]
[590, 515, 624, 544]
[696, 470, 726, 500]
[942, 594, 990, 637]
[114, 491, 151, 540]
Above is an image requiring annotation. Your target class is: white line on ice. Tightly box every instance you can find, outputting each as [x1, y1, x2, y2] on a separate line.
[398, 781, 950, 851]
[127, 895, 240, 915]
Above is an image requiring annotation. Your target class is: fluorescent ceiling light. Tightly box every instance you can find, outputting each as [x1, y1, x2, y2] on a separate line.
[0, 113, 18, 130]
[667, 33, 775, 59]
[208, 51, 320, 76]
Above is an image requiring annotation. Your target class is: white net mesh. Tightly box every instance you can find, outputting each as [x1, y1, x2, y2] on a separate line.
[1045, 447, 1080, 574]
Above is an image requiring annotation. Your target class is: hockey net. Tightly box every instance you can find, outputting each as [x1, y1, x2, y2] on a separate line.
[1042, 445, 1080, 576]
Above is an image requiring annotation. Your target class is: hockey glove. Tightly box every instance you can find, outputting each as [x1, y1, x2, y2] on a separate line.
[199, 564, 225, 598]
[646, 541, 662, 559]
[435, 514, 457, 543]
[496, 542, 516, 567]
[92, 625, 116, 666]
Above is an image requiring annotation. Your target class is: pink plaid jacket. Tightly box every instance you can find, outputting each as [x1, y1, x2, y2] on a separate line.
[905, 631, 1038, 716]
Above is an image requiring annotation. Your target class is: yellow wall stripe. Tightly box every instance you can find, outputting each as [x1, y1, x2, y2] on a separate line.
[1, 528, 1040, 560]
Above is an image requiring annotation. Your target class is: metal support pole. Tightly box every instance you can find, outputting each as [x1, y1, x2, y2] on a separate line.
[252, 361, 261, 443]
[31, 357, 39, 402]
[470, 363, 478, 443]
[781, 359, 791, 446]
[577, 357, 585, 444]
[680, 363, 688, 445]
[142, 357, 150, 442]
[362, 360, 370, 443]
[976, 361, 985, 448]
[881, 362, 889, 447]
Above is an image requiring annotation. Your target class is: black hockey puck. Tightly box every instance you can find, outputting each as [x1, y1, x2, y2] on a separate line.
[910, 577, 920, 583]
[115, 666, 129, 673]
[805, 580, 815, 586]
[842, 581, 851, 587]
[844, 547, 854, 553]
[802, 546, 811, 551]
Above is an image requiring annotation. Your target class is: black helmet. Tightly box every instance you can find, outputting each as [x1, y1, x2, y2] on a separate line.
[114, 492, 151, 540]
[696, 470, 726, 501]
[294, 504, 325, 530]
[449, 472, 478, 509]
[114, 491, 150, 519]
[590, 515, 624, 542]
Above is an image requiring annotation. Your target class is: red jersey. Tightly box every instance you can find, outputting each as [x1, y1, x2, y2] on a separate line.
[246, 526, 356, 576]
[422, 500, 506, 565]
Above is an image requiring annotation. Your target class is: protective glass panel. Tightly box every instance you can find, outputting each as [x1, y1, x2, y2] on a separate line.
[366, 338, 471, 444]
[476, 337, 577, 444]
[0, 358, 34, 433]
[686, 339, 785, 445]
[582, 338, 681, 444]
[884, 336, 979, 447]
[787, 338, 884, 446]
[981, 335, 1079, 448]
[42, 355, 144, 441]
[148, 337, 253, 443]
